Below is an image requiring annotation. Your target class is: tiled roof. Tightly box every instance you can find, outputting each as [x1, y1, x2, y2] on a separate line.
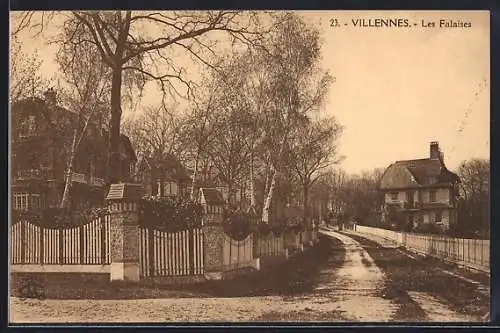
[393, 158, 443, 184]
[106, 183, 144, 200]
[382, 157, 459, 188]
[201, 188, 225, 205]
[145, 154, 191, 182]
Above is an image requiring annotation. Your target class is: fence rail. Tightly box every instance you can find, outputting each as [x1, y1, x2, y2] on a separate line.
[139, 227, 204, 277]
[11, 216, 111, 265]
[356, 225, 489, 272]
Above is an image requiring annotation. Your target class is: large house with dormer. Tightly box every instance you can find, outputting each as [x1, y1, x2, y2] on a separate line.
[11, 88, 137, 212]
[379, 142, 460, 231]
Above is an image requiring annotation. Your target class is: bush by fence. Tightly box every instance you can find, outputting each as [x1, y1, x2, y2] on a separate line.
[139, 196, 203, 232]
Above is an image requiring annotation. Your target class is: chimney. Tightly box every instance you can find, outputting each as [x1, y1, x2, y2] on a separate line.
[430, 141, 440, 160]
[43, 88, 57, 106]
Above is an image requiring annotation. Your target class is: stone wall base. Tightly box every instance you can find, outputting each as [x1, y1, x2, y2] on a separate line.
[110, 262, 140, 281]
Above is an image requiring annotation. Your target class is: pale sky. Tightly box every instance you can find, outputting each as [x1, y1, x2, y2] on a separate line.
[11, 10, 490, 174]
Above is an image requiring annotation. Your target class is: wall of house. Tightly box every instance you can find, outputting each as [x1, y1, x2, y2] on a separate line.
[385, 188, 451, 205]
[421, 188, 451, 204]
[384, 190, 419, 203]
[422, 210, 449, 228]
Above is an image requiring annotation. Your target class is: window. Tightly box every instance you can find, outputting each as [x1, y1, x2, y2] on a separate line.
[390, 192, 398, 201]
[163, 181, 179, 196]
[19, 115, 37, 137]
[157, 180, 162, 196]
[429, 190, 437, 203]
[31, 194, 41, 209]
[435, 211, 442, 223]
[425, 177, 436, 185]
[13, 193, 30, 210]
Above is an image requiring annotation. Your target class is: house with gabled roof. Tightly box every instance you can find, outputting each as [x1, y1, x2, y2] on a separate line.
[379, 142, 460, 231]
[11, 88, 137, 212]
[134, 152, 191, 198]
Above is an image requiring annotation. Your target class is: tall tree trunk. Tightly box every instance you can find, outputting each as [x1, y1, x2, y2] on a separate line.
[60, 130, 78, 209]
[261, 133, 288, 224]
[261, 164, 277, 224]
[190, 150, 200, 200]
[227, 182, 233, 206]
[249, 152, 257, 209]
[108, 67, 123, 184]
[303, 183, 309, 225]
[107, 12, 130, 184]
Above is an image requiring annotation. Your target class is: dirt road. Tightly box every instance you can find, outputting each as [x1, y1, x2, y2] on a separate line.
[10, 231, 488, 323]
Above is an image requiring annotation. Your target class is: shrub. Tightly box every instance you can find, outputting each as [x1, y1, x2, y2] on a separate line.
[12, 206, 109, 228]
[139, 196, 203, 232]
[222, 207, 257, 240]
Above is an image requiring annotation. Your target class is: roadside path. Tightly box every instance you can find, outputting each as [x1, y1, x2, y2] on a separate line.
[314, 230, 397, 321]
[10, 231, 486, 323]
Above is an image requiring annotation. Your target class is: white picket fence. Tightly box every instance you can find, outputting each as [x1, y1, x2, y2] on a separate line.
[139, 227, 204, 277]
[11, 216, 111, 265]
[222, 234, 254, 271]
[356, 225, 489, 272]
[11, 214, 321, 278]
[255, 232, 286, 258]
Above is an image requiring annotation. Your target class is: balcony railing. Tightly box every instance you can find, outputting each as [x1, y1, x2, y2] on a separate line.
[420, 201, 452, 209]
[15, 169, 105, 187]
[71, 172, 87, 184]
[15, 168, 53, 180]
[71, 173, 105, 187]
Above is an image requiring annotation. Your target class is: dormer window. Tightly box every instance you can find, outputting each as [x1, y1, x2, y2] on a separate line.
[157, 180, 179, 197]
[163, 181, 178, 196]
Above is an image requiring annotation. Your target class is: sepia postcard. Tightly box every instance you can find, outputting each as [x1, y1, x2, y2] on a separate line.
[9, 10, 490, 324]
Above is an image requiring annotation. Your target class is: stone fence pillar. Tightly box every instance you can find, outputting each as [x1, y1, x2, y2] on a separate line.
[202, 211, 225, 280]
[106, 183, 143, 281]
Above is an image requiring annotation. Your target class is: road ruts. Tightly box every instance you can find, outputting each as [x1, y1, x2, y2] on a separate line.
[315, 230, 398, 321]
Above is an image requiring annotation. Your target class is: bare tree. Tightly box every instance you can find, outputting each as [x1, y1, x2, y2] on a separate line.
[456, 158, 489, 235]
[55, 29, 111, 209]
[254, 13, 334, 223]
[124, 104, 183, 159]
[335, 169, 385, 225]
[286, 116, 343, 221]
[177, 78, 222, 200]
[14, 10, 271, 183]
[10, 36, 50, 103]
